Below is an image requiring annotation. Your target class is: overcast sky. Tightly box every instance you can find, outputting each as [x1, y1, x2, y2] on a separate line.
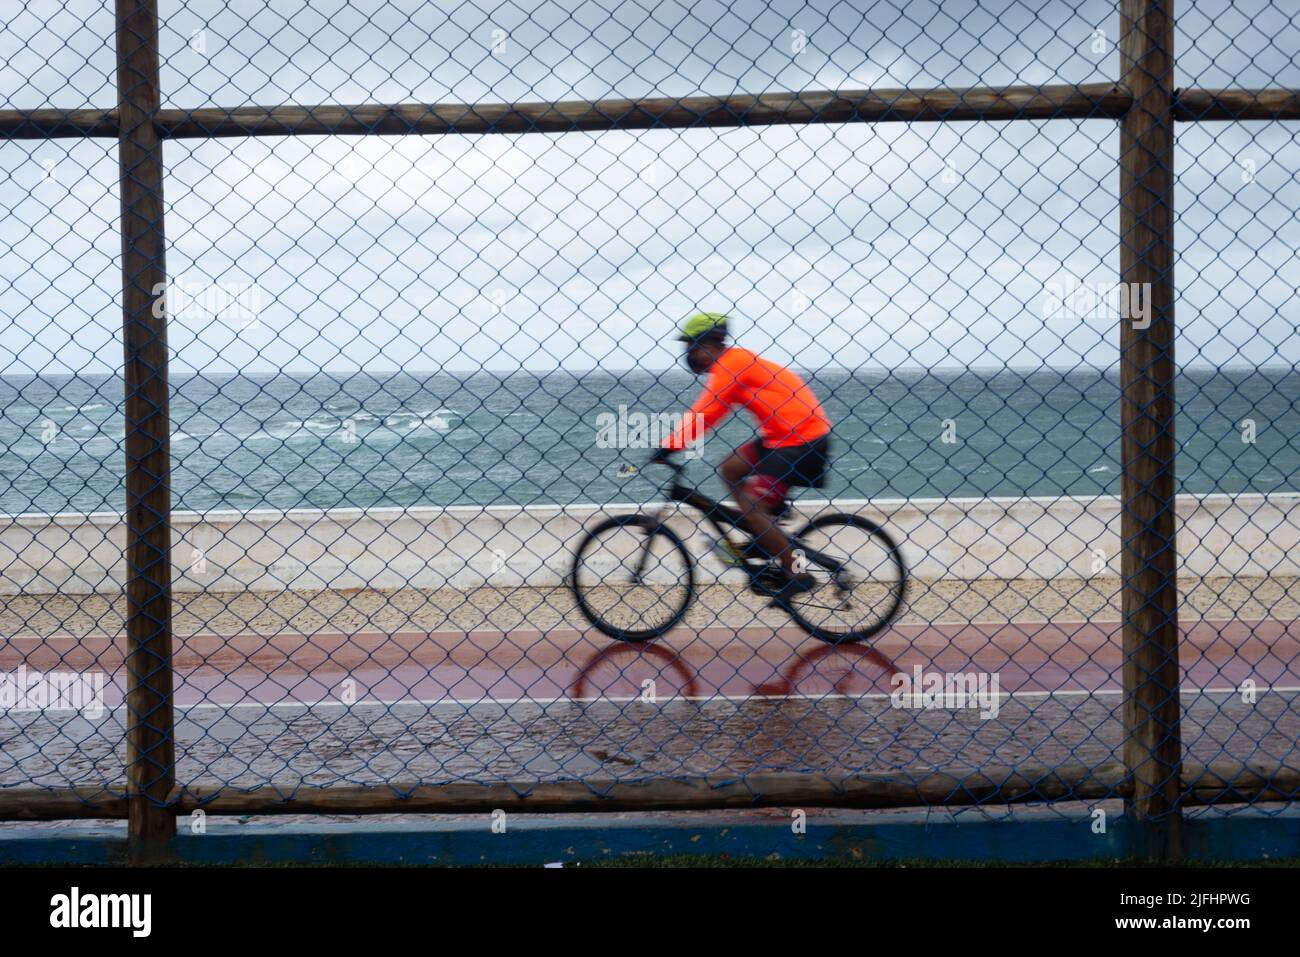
[1, 0, 1298, 375]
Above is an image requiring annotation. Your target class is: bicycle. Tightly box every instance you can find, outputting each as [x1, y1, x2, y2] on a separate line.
[568, 459, 908, 644]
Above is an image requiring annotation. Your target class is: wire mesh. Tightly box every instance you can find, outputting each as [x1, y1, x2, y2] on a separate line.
[1, 0, 1299, 839]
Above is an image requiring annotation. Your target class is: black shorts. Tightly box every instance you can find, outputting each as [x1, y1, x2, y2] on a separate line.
[739, 434, 832, 489]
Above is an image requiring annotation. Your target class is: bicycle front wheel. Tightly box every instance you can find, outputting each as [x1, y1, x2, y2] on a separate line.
[569, 514, 696, 642]
[784, 513, 908, 644]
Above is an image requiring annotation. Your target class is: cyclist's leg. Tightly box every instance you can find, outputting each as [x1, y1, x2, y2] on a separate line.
[721, 442, 798, 573]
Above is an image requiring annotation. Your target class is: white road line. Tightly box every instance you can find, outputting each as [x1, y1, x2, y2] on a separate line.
[7, 681, 1297, 718]
[25, 683, 1289, 715]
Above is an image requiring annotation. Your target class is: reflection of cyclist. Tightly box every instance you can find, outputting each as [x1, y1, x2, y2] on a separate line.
[651, 312, 831, 598]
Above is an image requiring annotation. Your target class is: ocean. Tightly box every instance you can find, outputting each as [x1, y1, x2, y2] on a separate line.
[0, 367, 1295, 515]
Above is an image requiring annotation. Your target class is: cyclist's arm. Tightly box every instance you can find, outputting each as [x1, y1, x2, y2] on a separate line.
[661, 369, 740, 451]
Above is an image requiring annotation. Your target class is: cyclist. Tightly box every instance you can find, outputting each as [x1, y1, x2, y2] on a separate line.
[650, 311, 832, 598]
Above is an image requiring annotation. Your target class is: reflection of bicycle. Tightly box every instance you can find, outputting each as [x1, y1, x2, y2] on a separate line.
[569, 460, 908, 644]
[568, 639, 900, 700]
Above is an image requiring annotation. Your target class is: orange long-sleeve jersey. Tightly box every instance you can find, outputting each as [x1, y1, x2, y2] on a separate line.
[663, 346, 832, 451]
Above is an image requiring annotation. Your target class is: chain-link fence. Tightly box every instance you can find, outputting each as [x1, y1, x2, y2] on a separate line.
[2, 0, 1299, 859]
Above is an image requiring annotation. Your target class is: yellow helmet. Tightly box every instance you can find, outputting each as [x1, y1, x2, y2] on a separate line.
[676, 311, 729, 342]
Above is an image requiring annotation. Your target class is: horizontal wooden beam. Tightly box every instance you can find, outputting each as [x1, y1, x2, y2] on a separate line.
[5, 88, 1297, 140]
[1, 762, 1295, 820]
[172, 764, 1127, 814]
[152, 83, 1132, 137]
[1181, 763, 1300, 805]
[0, 768, 1111, 819]
[1174, 88, 1300, 120]
[0, 108, 120, 138]
[0, 788, 129, 819]
[0, 84, 1128, 140]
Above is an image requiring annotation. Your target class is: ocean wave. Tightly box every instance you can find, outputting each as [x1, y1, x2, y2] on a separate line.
[381, 409, 460, 432]
[323, 404, 383, 423]
[263, 422, 302, 439]
[421, 413, 455, 432]
[256, 419, 349, 438]
[39, 402, 108, 416]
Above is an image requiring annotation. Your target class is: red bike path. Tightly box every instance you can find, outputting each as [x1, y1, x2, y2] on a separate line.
[4, 617, 1296, 708]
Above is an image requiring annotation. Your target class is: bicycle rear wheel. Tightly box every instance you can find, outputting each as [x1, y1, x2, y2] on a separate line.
[783, 513, 907, 644]
[569, 514, 696, 642]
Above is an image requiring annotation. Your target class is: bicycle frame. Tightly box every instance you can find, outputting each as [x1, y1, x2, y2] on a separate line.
[647, 463, 847, 579]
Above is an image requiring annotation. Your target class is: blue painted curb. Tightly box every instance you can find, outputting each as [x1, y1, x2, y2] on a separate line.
[2, 806, 1297, 865]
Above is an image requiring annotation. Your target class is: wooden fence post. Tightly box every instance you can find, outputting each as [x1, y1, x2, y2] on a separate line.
[116, 0, 176, 864]
[1118, 0, 1183, 860]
